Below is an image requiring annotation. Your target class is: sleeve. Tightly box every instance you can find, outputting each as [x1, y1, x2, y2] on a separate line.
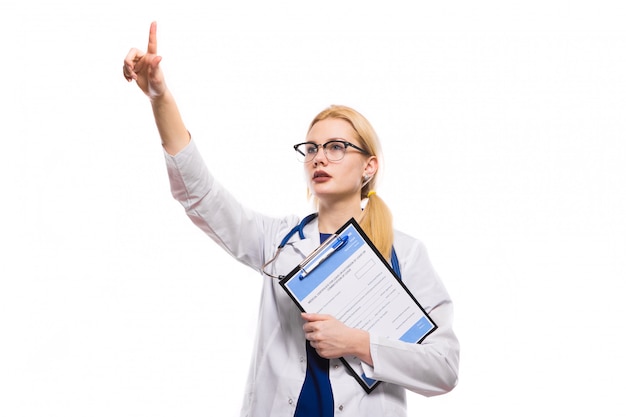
[163, 139, 295, 271]
[361, 234, 460, 397]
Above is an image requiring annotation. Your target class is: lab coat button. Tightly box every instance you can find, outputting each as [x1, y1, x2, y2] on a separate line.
[338, 404, 344, 411]
[300, 356, 305, 363]
[288, 398, 294, 405]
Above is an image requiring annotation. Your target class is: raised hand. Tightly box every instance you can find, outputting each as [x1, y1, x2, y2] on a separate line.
[123, 22, 166, 99]
[122, 21, 189, 153]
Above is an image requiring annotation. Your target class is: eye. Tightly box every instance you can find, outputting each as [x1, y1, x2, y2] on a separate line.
[328, 142, 345, 152]
[305, 144, 318, 154]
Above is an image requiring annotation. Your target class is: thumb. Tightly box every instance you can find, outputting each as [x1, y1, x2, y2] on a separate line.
[301, 312, 328, 322]
[149, 55, 162, 70]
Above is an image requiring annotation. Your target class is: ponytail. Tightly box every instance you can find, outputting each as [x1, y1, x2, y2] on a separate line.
[360, 191, 394, 261]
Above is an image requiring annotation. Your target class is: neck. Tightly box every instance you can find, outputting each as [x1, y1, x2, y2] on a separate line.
[317, 197, 363, 233]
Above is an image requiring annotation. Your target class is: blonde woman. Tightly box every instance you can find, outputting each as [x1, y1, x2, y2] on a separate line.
[123, 22, 459, 417]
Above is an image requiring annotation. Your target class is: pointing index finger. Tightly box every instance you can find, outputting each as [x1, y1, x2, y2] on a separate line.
[147, 21, 157, 54]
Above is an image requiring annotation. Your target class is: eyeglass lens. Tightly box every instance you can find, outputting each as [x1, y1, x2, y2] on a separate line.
[296, 141, 347, 162]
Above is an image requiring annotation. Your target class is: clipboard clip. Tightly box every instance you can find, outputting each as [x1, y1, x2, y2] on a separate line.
[299, 235, 349, 279]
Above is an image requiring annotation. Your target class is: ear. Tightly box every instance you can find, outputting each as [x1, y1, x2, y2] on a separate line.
[363, 155, 378, 178]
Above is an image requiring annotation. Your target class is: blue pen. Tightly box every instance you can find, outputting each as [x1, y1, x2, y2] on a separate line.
[300, 235, 349, 279]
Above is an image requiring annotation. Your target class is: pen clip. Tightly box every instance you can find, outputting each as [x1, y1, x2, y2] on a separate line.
[299, 235, 348, 279]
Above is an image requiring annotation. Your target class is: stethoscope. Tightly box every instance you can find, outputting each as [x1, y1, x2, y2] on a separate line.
[278, 213, 319, 248]
[262, 213, 402, 280]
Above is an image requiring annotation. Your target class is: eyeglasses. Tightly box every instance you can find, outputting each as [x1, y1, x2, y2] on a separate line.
[293, 139, 369, 163]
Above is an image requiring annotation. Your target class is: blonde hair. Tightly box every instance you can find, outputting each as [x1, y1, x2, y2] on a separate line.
[308, 105, 394, 259]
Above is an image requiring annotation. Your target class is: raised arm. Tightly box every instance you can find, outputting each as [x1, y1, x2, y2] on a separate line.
[123, 22, 190, 155]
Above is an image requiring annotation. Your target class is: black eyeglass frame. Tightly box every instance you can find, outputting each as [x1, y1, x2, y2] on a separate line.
[293, 139, 369, 162]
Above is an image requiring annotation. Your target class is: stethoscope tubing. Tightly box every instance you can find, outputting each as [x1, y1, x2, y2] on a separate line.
[274, 212, 401, 280]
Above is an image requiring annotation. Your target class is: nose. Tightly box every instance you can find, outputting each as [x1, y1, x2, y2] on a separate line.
[312, 145, 328, 165]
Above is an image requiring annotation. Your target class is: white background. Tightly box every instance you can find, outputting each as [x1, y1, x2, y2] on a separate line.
[1, 1, 625, 416]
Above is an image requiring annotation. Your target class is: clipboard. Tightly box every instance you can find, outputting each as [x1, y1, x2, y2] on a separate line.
[279, 218, 437, 393]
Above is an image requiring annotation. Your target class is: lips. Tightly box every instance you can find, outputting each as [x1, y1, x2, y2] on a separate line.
[313, 170, 331, 182]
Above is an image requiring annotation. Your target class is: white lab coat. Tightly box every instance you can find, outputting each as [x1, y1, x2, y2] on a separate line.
[165, 140, 460, 417]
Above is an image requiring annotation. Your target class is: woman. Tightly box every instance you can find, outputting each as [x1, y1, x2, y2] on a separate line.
[123, 22, 459, 417]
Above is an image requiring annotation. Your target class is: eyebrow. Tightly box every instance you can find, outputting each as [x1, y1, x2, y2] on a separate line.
[304, 137, 349, 144]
